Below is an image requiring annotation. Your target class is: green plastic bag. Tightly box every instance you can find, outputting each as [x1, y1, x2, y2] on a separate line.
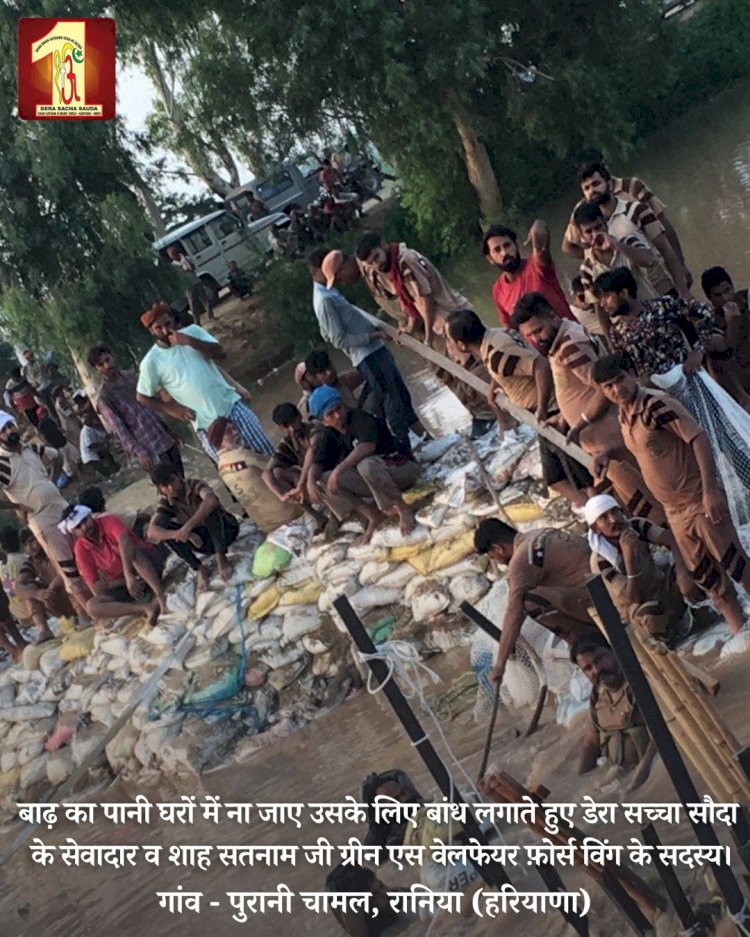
[251, 539, 292, 579]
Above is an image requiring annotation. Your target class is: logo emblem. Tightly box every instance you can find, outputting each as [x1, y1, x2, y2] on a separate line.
[18, 18, 115, 120]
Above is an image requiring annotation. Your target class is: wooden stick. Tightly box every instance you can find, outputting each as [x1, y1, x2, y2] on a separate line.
[462, 432, 511, 522]
[358, 309, 593, 468]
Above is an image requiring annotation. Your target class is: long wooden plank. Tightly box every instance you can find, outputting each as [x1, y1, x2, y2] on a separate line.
[358, 309, 593, 469]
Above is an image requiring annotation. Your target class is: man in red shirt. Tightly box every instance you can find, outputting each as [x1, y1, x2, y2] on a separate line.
[63, 505, 168, 627]
[483, 220, 574, 329]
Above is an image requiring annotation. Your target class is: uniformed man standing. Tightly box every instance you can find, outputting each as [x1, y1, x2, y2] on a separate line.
[473, 518, 599, 685]
[512, 292, 666, 525]
[593, 353, 750, 637]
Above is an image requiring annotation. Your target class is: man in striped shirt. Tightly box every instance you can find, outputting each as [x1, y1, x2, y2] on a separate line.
[512, 294, 666, 526]
[564, 161, 689, 297]
[592, 354, 750, 637]
[147, 464, 240, 589]
[88, 344, 183, 476]
[446, 308, 592, 506]
[562, 155, 687, 272]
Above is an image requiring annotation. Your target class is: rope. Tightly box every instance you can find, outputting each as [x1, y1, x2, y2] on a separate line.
[358, 641, 504, 835]
[148, 584, 254, 722]
[730, 899, 750, 937]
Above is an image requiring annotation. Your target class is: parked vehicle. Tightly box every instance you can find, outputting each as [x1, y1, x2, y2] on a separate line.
[153, 210, 290, 298]
[225, 159, 322, 219]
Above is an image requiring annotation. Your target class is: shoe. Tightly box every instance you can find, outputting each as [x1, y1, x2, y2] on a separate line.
[471, 417, 497, 440]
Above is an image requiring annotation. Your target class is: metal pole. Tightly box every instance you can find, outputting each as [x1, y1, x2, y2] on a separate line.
[641, 823, 708, 934]
[587, 576, 750, 923]
[460, 600, 501, 641]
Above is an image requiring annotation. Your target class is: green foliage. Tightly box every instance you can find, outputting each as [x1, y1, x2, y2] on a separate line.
[254, 260, 320, 358]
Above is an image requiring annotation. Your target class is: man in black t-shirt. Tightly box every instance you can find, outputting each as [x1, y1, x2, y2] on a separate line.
[306, 386, 420, 543]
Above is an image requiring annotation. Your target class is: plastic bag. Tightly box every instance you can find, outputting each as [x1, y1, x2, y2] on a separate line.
[251, 540, 291, 579]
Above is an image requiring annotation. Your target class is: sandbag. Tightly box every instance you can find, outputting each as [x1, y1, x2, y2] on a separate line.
[248, 585, 281, 620]
[217, 446, 302, 533]
[251, 541, 291, 579]
[59, 628, 96, 661]
[279, 580, 322, 606]
[407, 530, 475, 576]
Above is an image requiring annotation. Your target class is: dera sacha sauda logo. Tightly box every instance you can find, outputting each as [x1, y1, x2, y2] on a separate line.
[18, 18, 115, 120]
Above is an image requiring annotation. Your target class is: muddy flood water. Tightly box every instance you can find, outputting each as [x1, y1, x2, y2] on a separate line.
[2, 79, 750, 937]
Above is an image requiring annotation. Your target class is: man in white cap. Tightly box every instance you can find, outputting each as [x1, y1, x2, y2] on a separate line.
[306, 247, 426, 452]
[585, 493, 694, 645]
[62, 504, 168, 628]
[0, 411, 89, 614]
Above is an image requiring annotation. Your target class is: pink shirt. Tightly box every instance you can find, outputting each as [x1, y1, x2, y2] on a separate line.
[492, 253, 574, 328]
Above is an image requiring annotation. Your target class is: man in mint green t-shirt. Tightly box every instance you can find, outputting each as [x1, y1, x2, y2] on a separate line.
[136, 304, 273, 461]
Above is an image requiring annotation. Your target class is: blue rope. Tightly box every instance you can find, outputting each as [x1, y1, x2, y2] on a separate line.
[148, 583, 257, 723]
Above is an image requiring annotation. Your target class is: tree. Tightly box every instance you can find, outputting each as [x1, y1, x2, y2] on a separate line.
[0, 3, 180, 372]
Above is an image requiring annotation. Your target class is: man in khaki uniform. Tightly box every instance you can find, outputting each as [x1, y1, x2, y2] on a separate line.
[447, 308, 591, 505]
[584, 494, 690, 644]
[355, 231, 472, 346]
[474, 518, 599, 685]
[355, 232, 500, 437]
[512, 294, 666, 526]
[593, 353, 750, 636]
[571, 633, 655, 790]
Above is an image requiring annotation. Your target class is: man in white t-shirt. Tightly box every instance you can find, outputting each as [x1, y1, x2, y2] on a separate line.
[136, 302, 273, 462]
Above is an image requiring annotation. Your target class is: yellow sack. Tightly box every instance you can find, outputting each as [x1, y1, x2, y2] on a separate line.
[0, 766, 20, 796]
[388, 542, 428, 562]
[59, 627, 96, 661]
[58, 616, 76, 635]
[504, 501, 543, 523]
[279, 580, 323, 606]
[402, 483, 440, 505]
[408, 530, 475, 575]
[248, 585, 281, 620]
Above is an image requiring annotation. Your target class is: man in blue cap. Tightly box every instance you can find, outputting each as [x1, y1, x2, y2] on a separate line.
[306, 386, 421, 543]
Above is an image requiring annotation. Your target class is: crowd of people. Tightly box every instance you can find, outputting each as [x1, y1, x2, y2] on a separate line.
[0, 149, 747, 815]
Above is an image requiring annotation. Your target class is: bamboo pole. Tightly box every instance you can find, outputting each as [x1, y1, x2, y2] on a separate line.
[588, 576, 750, 923]
[634, 639, 737, 803]
[634, 632, 750, 803]
[357, 309, 593, 468]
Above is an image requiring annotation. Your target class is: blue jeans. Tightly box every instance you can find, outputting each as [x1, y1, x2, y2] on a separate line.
[356, 345, 417, 446]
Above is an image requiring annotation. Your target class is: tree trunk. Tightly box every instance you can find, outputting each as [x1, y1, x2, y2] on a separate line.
[447, 92, 503, 223]
[141, 42, 234, 199]
[128, 165, 167, 237]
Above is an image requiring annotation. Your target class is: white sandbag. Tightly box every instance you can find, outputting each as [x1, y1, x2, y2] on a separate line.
[415, 435, 461, 464]
[435, 556, 488, 579]
[370, 524, 429, 548]
[196, 591, 224, 618]
[1, 703, 57, 722]
[449, 573, 491, 606]
[282, 606, 320, 645]
[15, 672, 48, 706]
[105, 724, 140, 773]
[379, 565, 419, 591]
[38, 648, 66, 678]
[278, 557, 315, 588]
[411, 580, 451, 622]
[17, 739, 45, 767]
[320, 561, 361, 587]
[248, 576, 276, 599]
[260, 644, 306, 670]
[404, 575, 430, 604]
[351, 586, 402, 616]
[302, 633, 331, 656]
[346, 543, 389, 563]
[314, 543, 349, 578]
[142, 621, 187, 647]
[359, 561, 393, 586]
[208, 605, 236, 641]
[98, 636, 130, 659]
[319, 577, 360, 613]
[71, 723, 109, 768]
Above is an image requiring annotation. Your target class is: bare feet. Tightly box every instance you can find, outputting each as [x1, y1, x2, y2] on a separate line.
[146, 599, 161, 628]
[196, 564, 209, 592]
[323, 515, 341, 542]
[358, 509, 385, 545]
[216, 554, 233, 582]
[394, 502, 416, 536]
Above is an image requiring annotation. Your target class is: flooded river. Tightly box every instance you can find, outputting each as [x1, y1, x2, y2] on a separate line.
[3, 78, 750, 937]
